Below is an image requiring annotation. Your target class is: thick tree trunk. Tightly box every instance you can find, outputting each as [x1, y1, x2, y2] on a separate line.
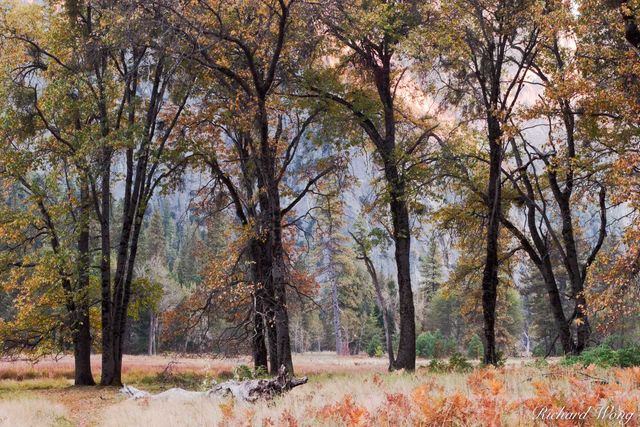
[539, 262, 576, 354]
[99, 148, 117, 386]
[249, 234, 278, 374]
[73, 312, 95, 386]
[386, 173, 416, 371]
[271, 250, 294, 375]
[558, 198, 591, 352]
[72, 180, 95, 385]
[253, 292, 269, 370]
[268, 185, 294, 374]
[481, 121, 502, 366]
[248, 238, 271, 371]
[617, 0, 640, 49]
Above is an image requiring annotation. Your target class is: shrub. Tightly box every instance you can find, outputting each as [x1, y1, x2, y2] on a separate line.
[233, 364, 254, 381]
[562, 344, 640, 368]
[617, 345, 640, 367]
[426, 353, 473, 373]
[448, 352, 473, 373]
[467, 334, 483, 359]
[532, 344, 546, 358]
[444, 337, 457, 356]
[526, 358, 549, 369]
[253, 365, 269, 378]
[416, 332, 445, 358]
[366, 335, 383, 357]
[427, 359, 448, 373]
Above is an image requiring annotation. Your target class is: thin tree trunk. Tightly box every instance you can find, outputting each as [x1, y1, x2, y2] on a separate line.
[354, 235, 395, 370]
[331, 281, 343, 355]
[148, 312, 155, 356]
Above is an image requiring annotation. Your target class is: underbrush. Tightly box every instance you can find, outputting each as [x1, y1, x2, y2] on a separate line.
[562, 344, 640, 368]
[99, 365, 640, 427]
[2, 355, 640, 426]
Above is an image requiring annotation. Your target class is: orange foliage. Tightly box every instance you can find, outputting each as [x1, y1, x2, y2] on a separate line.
[317, 394, 370, 426]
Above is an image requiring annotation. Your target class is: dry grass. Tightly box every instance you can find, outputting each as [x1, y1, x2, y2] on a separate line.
[1, 354, 638, 426]
[0, 398, 70, 426]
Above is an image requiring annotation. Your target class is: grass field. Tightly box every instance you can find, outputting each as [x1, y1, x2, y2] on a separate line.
[0, 353, 638, 426]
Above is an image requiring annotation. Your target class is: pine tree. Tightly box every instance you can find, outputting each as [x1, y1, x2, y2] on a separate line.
[419, 241, 443, 302]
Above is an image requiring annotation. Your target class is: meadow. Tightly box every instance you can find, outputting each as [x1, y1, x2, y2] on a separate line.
[0, 353, 638, 427]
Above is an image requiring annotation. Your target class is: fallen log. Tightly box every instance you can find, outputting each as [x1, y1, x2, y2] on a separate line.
[209, 365, 308, 402]
[121, 365, 307, 403]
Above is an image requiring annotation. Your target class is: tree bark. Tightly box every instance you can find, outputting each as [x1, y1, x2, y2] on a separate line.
[389, 192, 416, 371]
[252, 292, 269, 371]
[73, 179, 95, 385]
[331, 281, 343, 355]
[539, 262, 575, 354]
[72, 312, 95, 386]
[358, 243, 395, 370]
[481, 118, 502, 366]
[617, 0, 640, 49]
[99, 146, 116, 386]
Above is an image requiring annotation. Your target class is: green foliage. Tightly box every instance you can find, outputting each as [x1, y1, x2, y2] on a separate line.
[419, 240, 443, 301]
[426, 352, 472, 373]
[232, 364, 271, 381]
[562, 344, 640, 368]
[127, 277, 163, 321]
[366, 334, 383, 357]
[467, 334, 483, 359]
[233, 364, 254, 381]
[526, 358, 549, 369]
[448, 352, 473, 372]
[532, 344, 546, 358]
[253, 365, 269, 379]
[416, 331, 449, 358]
[426, 358, 448, 373]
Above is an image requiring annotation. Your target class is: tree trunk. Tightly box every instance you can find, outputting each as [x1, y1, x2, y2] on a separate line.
[268, 185, 294, 374]
[253, 292, 269, 370]
[249, 237, 277, 374]
[387, 175, 416, 371]
[99, 147, 117, 386]
[539, 261, 576, 354]
[481, 119, 502, 366]
[271, 249, 294, 375]
[72, 312, 95, 386]
[616, 0, 640, 49]
[72, 179, 95, 385]
[249, 238, 270, 371]
[557, 197, 591, 352]
[148, 312, 155, 356]
[359, 246, 395, 370]
[331, 281, 343, 355]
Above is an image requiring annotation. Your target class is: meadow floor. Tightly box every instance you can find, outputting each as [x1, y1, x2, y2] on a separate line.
[0, 353, 638, 426]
